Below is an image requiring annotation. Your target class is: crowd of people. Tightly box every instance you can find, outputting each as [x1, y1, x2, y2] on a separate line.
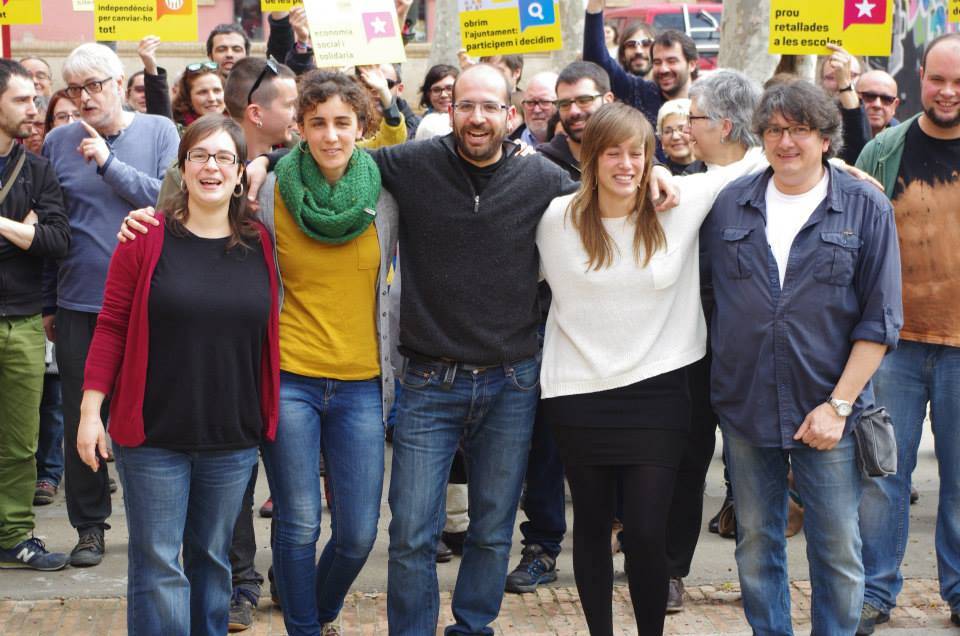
[0, 1, 958, 635]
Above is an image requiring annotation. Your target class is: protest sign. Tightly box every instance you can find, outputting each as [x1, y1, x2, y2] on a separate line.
[302, 0, 406, 67]
[769, 0, 893, 55]
[459, 0, 563, 56]
[261, 0, 302, 10]
[94, 0, 199, 42]
[951, 0, 960, 22]
[0, 0, 42, 24]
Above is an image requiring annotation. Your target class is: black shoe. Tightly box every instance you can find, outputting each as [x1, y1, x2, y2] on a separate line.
[436, 538, 453, 563]
[228, 588, 256, 632]
[709, 493, 733, 534]
[441, 531, 466, 556]
[267, 566, 280, 608]
[951, 612, 959, 627]
[910, 486, 919, 504]
[108, 478, 117, 494]
[70, 527, 105, 567]
[505, 544, 557, 593]
[856, 604, 890, 635]
[0, 537, 68, 571]
[666, 577, 684, 613]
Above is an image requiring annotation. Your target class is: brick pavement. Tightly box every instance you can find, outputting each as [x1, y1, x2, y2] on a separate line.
[0, 579, 954, 635]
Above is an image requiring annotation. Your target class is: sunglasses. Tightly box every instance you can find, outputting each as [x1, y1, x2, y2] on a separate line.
[623, 38, 654, 49]
[247, 57, 279, 106]
[186, 61, 219, 75]
[858, 91, 897, 106]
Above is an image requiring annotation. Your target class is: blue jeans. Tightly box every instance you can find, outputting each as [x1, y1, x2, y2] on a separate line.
[518, 400, 566, 557]
[724, 431, 863, 636]
[860, 340, 960, 614]
[387, 355, 540, 635]
[35, 374, 64, 485]
[114, 444, 257, 636]
[261, 373, 384, 635]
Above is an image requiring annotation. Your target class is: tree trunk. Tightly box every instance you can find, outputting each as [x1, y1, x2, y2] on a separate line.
[550, 0, 586, 69]
[718, 0, 779, 83]
[428, 1, 462, 67]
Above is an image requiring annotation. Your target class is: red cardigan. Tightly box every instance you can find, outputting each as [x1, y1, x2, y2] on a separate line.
[83, 215, 280, 447]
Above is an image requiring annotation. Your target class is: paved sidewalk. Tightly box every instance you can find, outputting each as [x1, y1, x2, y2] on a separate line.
[0, 578, 955, 635]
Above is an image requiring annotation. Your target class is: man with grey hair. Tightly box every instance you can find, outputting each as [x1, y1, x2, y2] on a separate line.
[701, 79, 902, 634]
[513, 71, 557, 146]
[41, 43, 179, 568]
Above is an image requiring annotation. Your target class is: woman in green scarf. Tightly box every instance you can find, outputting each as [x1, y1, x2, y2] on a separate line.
[257, 70, 399, 636]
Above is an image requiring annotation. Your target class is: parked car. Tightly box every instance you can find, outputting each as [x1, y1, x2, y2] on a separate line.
[606, 3, 723, 70]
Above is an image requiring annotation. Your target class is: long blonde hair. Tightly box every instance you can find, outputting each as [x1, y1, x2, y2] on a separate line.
[567, 102, 664, 270]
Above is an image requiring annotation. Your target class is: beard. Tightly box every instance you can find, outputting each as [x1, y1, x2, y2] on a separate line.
[453, 123, 503, 164]
[628, 54, 651, 76]
[560, 112, 588, 142]
[925, 105, 960, 130]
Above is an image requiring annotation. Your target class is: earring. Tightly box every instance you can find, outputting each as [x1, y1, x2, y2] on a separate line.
[298, 139, 309, 153]
[255, 120, 263, 129]
[233, 182, 245, 198]
[180, 178, 187, 192]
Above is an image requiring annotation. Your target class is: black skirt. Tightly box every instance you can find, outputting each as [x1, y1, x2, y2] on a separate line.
[542, 366, 691, 467]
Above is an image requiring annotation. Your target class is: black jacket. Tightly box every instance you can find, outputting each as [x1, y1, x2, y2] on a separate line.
[536, 133, 581, 181]
[0, 144, 70, 317]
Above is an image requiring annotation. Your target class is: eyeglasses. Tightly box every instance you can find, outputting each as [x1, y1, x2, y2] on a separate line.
[521, 98, 556, 110]
[186, 61, 219, 75]
[555, 94, 602, 111]
[386, 78, 398, 89]
[762, 125, 815, 140]
[65, 77, 112, 100]
[687, 115, 711, 124]
[452, 101, 509, 116]
[429, 84, 454, 96]
[53, 111, 81, 124]
[622, 38, 654, 49]
[246, 58, 279, 106]
[661, 124, 690, 136]
[186, 149, 240, 166]
[858, 91, 897, 106]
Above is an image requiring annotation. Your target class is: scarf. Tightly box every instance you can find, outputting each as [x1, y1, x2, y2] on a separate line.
[275, 143, 380, 244]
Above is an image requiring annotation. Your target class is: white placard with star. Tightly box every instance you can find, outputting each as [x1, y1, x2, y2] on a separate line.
[302, 0, 406, 68]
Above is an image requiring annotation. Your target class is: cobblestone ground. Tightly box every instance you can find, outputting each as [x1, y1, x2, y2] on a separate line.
[0, 579, 953, 635]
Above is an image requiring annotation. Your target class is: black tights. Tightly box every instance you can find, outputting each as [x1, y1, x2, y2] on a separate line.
[565, 463, 678, 636]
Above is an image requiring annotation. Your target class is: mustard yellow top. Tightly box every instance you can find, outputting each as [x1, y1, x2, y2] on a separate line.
[275, 186, 381, 380]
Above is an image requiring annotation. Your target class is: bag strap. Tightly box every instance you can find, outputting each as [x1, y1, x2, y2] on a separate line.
[0, 150, 28, 208]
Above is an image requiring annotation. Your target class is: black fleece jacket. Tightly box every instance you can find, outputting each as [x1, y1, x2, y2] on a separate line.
[536, 133, 581, 181]
[0, 144, 71, 317]
[372, 134, 578, 364]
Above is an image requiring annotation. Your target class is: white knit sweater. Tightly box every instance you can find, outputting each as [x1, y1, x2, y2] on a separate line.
[536, 148, 768, 398]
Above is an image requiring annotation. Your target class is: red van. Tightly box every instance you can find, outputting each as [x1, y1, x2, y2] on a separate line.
[605, 3, 723, 70]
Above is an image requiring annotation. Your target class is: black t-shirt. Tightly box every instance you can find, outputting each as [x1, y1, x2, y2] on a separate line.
[142, 229, 270, 451]
[458, 150, 508, 195]
[892, 119, 960, 200]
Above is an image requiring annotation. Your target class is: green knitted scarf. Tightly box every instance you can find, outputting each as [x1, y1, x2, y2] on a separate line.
[275, 144, 381, 244]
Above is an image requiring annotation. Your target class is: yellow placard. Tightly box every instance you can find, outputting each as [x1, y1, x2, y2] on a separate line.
[0, 0, 43, 25]
[94, 0, 199, 42]
[769, 0, 893, 56]
[459, 0, 562, 56]
[73, 0, 95, 11]
[950, 0, 960, 22]
[261, 0, 302, 10]
[303, 0, 406, 68]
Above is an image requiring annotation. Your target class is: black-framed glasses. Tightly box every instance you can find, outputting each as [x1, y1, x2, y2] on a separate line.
[687, 115, 711, 123]
[452, 101, 508, 116]
[186, 149, 239, 166]
[623, 38, 654, 48]
[429, 84, 454, 95]
[762, 125, 814, 141]
[53, 111, 81, 124]
[65, 77, 112, 99]
[555, 94, 602, 111]
[521, 98, 556, 110]
[186, 61, 219, 75]
[246, 58, 279, 106]
[859, 91, 897, 106]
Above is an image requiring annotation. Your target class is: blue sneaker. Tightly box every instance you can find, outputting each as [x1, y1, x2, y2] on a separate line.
[0, 537, 68, 571]
[505, 544, 557, 593]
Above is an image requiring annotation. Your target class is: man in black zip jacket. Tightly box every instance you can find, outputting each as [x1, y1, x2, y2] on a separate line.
[0, 59, 71, 572]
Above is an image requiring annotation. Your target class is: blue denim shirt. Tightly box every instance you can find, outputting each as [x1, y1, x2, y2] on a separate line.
[702, 164, 903, 448]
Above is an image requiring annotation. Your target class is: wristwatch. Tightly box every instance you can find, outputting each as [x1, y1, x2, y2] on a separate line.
[827, 396, 853, 417]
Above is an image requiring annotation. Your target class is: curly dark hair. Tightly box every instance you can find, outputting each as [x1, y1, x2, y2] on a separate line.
[296, 70, 380, 135]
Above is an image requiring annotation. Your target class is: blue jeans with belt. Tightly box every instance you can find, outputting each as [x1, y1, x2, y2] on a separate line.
[387, 355, 540, 635]
[261, 372, 384, 635]
[115, 445, 257, 636]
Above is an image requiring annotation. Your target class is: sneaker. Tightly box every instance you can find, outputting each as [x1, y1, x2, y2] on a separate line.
[33, 480, 58, 506]
[441, 530, 466, 556]
[70, 527, 105, 567]
[321, 616, 341, 635]
[505, 544, 557, 593]
[666, 577, 684, 613]
[0, 537, 68, 571]
[856, 604, 890, 635]
[258, 497, 273, 518]
[436, 538, 453, 563]
[228, 588, 256, 632]
[108, 478, 117, 494]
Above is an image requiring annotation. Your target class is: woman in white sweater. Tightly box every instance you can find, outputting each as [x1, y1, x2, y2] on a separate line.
[535, 102, 766, 635]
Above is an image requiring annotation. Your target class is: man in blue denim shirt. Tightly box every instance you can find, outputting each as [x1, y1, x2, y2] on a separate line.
[701, 80, 903, 635]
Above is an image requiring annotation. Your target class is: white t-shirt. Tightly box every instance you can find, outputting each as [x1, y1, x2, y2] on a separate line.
[764, 171, 829, 287]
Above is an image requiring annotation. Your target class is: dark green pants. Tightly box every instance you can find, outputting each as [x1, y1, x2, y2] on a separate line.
[0, 314, 45, 548]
